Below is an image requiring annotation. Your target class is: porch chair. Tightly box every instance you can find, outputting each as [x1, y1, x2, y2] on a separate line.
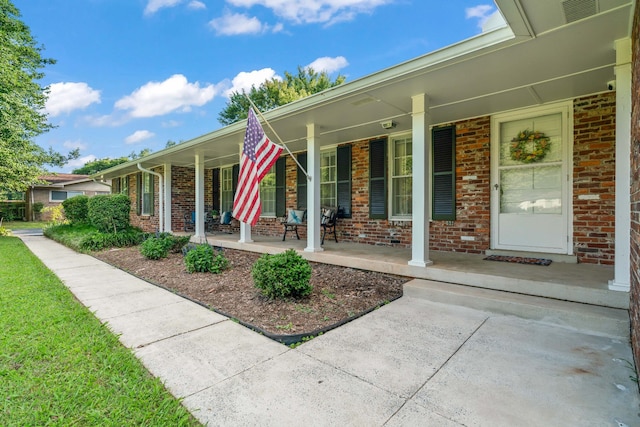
[219, 211, 234, 234]
[321, 207, 338, 245]
[183, 211, 195, 232]
[282, 209, 307, 241]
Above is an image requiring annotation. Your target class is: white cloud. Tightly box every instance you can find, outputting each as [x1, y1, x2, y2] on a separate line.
[465, 4, 496, 29]
[125, 130, 155, 144]
[144, 0, 183, 15]
[63, 140, 88, 150]
[209, 12, 270, 35]
[224, 68, 280, 97]
[188, 1, 206, 10]
[66, 154, 97, 170]
[226, 0, 392, 25]
[307, 56, 348, 73]
[115, 74, 216, 118]
[162, 120, 182, 128]
[45, 82, 101, 117]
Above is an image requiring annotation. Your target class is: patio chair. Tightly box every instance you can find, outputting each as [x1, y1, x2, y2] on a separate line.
[321, 207, 338, 244]
[282, 209, 306, 241]
[183, 211, 195, 232]
[219, 211, 234, 234]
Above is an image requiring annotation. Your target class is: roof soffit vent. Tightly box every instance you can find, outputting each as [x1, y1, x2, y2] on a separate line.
[562, 0, 598, 23]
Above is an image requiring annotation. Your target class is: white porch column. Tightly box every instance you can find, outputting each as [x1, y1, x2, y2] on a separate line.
[305, 123, 323, 252]
[194, 152, 206, 243]
[238, 143, 253, 243]
[163, 163, 172, 233]
[409, 93, 432, 267]
[609, 37, 632, 292]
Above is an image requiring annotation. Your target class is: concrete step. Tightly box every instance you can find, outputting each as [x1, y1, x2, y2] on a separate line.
[404, 279, 630, 339]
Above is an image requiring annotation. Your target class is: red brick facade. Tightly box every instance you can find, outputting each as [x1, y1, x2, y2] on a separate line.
[573, 93, 617, 264]
[629, 4, 640, 383]
[122, 94, 618, 265]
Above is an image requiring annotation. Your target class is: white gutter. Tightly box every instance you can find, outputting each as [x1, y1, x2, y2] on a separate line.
[137, 163, 164, 233]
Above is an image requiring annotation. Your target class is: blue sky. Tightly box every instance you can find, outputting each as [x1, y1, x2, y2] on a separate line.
[14, 0, 499, 173]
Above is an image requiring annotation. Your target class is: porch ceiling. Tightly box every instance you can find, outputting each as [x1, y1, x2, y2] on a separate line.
[95, 0, 634, 180]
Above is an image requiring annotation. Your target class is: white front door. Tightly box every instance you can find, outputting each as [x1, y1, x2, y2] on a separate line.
[491, 103, 572, 254]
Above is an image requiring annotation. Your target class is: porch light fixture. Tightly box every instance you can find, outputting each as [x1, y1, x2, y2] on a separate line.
[381, 120, 396, 130]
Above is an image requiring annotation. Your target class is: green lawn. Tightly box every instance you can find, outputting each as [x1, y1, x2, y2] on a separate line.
[0, 236, 200, 426]
[2, 220, 49, 230]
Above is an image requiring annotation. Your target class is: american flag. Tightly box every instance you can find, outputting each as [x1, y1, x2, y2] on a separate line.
[232, 108, 283, 226]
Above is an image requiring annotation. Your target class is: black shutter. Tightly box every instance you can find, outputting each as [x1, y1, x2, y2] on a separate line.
[296, 153, 307, 209]
[136, 173, 142, 215]
[212, 168, 220, 212]
[113, 178, 120, 194]
[275, 157, 286, 217]
[432, 126, 456, 220]
[369, 139, 387, 219]
[336, 145, 351, 218]
[232, 164, 239, 198]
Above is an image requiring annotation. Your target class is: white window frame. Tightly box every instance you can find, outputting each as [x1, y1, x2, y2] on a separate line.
[389, 133, 413, 220]
[220, 166, 234, 213]
[141, 173, 153, 216]
[320, 148, 337, 207]
[50, 190, 84, 202]
[260, 166, 276, 217]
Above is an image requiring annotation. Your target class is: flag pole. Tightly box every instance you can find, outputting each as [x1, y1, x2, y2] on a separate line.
[243, 95, 310, 181]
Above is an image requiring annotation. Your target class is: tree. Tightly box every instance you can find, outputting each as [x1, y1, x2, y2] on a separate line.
[129, 148, 153, 160]
[72, 157, 130, 175]
[0, 0, 78, 191]
[218, 66, 346, 126]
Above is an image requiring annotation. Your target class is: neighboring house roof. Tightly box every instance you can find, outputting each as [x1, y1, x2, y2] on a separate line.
[32, 174, 110, 189]
[94, 0, 635, 180]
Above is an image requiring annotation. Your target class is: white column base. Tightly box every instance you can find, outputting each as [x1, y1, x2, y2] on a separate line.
[238, 222, 253, 243]
[304, 246, 324, 253]
[608, 280, 630, 292]
[408, 259, 433, 267]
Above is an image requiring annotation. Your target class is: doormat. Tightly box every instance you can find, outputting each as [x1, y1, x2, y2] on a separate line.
[483, 255, 552, 266]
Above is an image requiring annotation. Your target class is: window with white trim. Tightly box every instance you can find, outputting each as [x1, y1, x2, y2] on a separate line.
[141, 173, 153, 215]
[320, 149, 336, 207]
[390, 135, 412, 218]
[260, 166, 276, 216]
[221, 166, 234, 212]
[50, 190, 84, 202]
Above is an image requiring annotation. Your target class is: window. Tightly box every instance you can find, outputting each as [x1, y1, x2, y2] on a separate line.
[432, 125, 456, 220]
[221, 166, 234, 212]
[50, 190, 83, 202]
[136, 173, 154, 215]
[320, 150, 336, 207]
[260, 167, 276, 216]
[391, 135, 412, 218]
[119, 176, 129, 195]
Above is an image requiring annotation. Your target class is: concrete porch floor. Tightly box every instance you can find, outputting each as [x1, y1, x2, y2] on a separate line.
[186, 231, 626, 310]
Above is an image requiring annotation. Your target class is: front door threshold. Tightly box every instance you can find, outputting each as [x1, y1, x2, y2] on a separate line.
[485, 249, 577, 264]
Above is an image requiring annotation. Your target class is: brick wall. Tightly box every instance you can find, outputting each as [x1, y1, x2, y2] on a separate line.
[629, 4, 640, 385]
[573, 92, 617, 264]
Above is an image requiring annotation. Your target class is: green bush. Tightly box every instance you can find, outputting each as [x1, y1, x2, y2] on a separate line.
[251, 249, 312, 299]
[79, 228, 144, 252]
[88, 194, 131, 233]
[184, 244, 229, 273]
[0, 226, 10, 236]
[144, 233, 191, 254]
[62, 195, 89, 224]
[140, 236, 173, 260]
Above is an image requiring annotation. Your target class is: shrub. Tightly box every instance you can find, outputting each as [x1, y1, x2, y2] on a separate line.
[0, 227, 10, 236]
[42, 204, 66, 224]
[251, 249, 312, 299]
[184, 244, 229, 273]
[79, 227, 144, 252]
[140, 236, 173, 260]
[144, 233, 191, 254]
[62, 195, 89, 224]
[88, 194, 131, 233]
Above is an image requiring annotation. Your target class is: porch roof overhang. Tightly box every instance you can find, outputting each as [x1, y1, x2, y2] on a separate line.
[94, 0, 635, 181]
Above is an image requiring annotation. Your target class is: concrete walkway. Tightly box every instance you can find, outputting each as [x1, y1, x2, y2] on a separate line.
[19, 235, 640, 426]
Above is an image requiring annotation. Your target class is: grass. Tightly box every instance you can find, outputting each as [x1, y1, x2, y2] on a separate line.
[1, 220, 50, 230]
[0, 236, 201, 426]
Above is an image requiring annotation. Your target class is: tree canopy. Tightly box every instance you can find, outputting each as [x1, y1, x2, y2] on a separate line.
[0, 0, 78, 191]
[218, 66, 346, 126]
[71, 157, 130, 175]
